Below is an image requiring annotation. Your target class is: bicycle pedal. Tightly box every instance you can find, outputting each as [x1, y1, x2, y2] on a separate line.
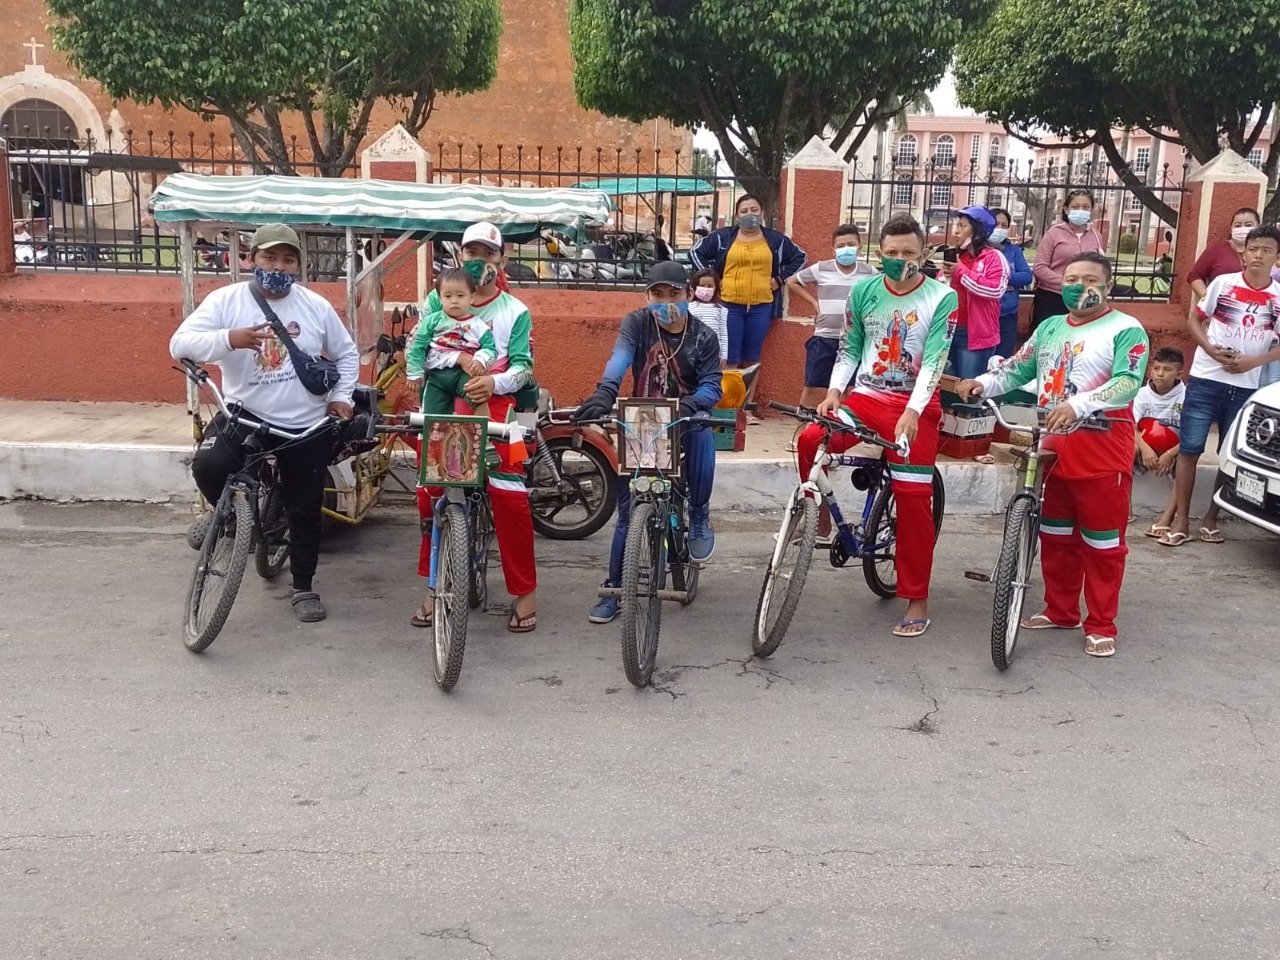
[964, 570, 991, 582]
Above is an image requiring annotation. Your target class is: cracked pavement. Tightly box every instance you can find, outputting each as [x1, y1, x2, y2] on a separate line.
[2, 502, 1280, 958]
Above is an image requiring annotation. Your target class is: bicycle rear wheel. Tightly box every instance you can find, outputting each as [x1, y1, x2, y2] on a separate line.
[752, 489, 817, 658]
[432, 503, 471, 691]
[468, 494, 493, 611]
[620, 500, 664, 687]
[183, 490, 252, 653]
[254, 468, 290, 580]
[991, 496, 1038, 671]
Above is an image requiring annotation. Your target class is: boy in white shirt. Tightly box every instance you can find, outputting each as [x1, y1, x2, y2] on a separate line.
[1133, 347, 1184, 535]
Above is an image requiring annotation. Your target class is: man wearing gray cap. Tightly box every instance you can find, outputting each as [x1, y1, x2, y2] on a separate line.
[170, 223, 359, 622]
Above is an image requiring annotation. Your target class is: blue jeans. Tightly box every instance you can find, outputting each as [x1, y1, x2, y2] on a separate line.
[1179, 375, 1251, 456]
[948, 325, 995, 380]
[997, 310, 1019, 359]
[607, 425, 715, 585]
[725, 301, 773, 364]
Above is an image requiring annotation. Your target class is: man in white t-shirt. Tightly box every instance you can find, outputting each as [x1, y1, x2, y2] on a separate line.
[785, 223, 876, 409]
[170, 224, 359, 622]
[1161, 225, 1280, 546]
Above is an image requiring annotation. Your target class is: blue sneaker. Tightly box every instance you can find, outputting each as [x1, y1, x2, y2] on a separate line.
[688, 509, 715, 562]
[589, 585, 620, 624]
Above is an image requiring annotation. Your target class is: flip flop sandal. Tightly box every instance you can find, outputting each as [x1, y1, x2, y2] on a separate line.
[891, 617, 931, 638]
[1143, 524, 1170, 539]
[1158, 531, 1191, 547]
[814, 535, 835, 549]
[973, 454, 996, 464]
[1084, 634, 1116, 658]
[1199, 527, 1225, 544]
[409, 605, 432, 628]
[508, 609, 537, 634]
[1020, 613, 1082, 630]
[290, 591, 327, 623]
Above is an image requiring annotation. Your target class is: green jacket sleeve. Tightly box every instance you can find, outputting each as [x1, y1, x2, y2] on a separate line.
[404, 311, 443, 380]
[977, 328, 1040, 398]
[1067, 324, 1148, 417]
[492, 306, 533, 396]
[907, 288, 958, 413]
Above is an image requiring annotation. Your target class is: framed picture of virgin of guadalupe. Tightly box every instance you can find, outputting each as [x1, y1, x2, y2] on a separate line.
[617, 398, 680, 477]
[419, 415, 489, 488]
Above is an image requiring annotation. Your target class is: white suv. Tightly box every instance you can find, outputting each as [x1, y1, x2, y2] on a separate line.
[1215, 382, 1280, 535]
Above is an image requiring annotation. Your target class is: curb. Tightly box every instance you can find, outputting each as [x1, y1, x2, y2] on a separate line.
[0, 441, 1221, 517]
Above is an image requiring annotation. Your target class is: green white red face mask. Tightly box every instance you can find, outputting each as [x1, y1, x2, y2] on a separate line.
[1063, 283, 1106, 311]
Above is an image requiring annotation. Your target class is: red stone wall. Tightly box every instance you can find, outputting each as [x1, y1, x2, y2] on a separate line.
[779, 166, 845, 319]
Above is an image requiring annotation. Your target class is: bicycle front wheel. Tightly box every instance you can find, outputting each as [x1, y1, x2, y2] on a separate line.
[254, 470, 290, 580]
[432, 503, 471, 691]
[620, 499, 664, 687]
[752, 489, 817, 658]
[183, 490, 252, 653]
[991, 496, 1038, 671]
[862, 481, 900, 599]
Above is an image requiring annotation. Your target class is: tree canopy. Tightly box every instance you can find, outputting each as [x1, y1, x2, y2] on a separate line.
[570, 0, 995, 213]
[955, 0, 1280, 225]
[46, 0, 502, 176]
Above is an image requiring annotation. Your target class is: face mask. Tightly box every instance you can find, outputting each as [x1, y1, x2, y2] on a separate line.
[253, 266, 297, 295]
[881, 257, 919, 282]
[463, 258, 498, 287]
[989, 227, 1009, 244]
[1066, 209, 1092, 227]
[738, 214, 762, 231]
[1062, 282, 1105, 312]
[649, 300, 689, 327]
[693, 287, 716, 302]
[1232, 226, 1253, 244]
[834, 247, 860, 266]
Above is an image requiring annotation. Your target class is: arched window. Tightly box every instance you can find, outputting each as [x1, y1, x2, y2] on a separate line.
[893, 174, 914, 205]
[933, 134, 956, 167]
[1, 98, 80, 148]
[895, 135, 918, 167]
[931, 175, 953, 208]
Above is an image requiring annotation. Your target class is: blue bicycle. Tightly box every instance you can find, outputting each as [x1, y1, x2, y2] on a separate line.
[753, 402, 946, 658]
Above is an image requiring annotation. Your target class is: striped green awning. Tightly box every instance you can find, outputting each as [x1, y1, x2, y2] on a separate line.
[149, 173, 614, 242]
[571, 176, 716, 196]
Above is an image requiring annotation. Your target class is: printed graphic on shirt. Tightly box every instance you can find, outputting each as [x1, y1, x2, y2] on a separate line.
[1191, 272, 1280, 387]
[1126, 341, 1148, 374]
[255, 322, 301, 372]
[433, 327, 482, 354]
[868, 309, 918, 387]
[1040, 339, 1082, 407]
[1134, 381, 1185, 430]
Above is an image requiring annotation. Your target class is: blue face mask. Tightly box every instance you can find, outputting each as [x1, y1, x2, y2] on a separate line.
[649, 300, 689, 327]
[254, 266, 297, 295]
[834, 247, 860, 266]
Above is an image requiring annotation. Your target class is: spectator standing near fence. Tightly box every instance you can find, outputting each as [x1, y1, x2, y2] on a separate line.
[1187, 207, 1261, 301]
[939, 206, 1008, 381]
[991, 208, 1033, 356]
[690, 194, 806, 389]
[1032, 190, 1103, 331]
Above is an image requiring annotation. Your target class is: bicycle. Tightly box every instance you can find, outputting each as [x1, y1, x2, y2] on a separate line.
[753, 401, 946, 658]
[176, 360, 337, 653]
[410, 411, 533, 691]
[961, 400, 1110, 671]
[587, 409, 704, 688]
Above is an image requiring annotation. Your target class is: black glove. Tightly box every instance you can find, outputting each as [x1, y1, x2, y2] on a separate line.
[678, 396, 699, 419]
[572, 386, 616, 423]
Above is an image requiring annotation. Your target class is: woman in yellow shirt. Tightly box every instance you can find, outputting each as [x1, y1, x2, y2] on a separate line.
[690, 194, 808, 370]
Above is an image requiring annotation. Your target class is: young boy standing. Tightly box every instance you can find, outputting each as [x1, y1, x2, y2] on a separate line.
[786, 223, 877, 409]
[958, 252, 1150, 659]
[1162, 225, 1280, 546]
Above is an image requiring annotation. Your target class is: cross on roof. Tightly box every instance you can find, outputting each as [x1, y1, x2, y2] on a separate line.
[23, 37, 45, 66]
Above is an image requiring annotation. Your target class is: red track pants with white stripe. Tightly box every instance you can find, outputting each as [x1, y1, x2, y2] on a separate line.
[796, 391, 942, 601]
[1038, 471, 1130, 639]
[415, 393, 537, 597]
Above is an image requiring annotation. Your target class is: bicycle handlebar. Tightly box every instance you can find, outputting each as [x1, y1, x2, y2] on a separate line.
[767, 401, 908, 455]
[957, 398, 1111, 434]
[402, 411, 532, 442]
[174, 359, 335, 441]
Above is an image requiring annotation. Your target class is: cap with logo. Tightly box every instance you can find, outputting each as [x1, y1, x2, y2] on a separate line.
[645, 260, 689, 290]
[249, 223, 302, 254]
[953, 205, 997, 238]
[460, 221, 505, 252]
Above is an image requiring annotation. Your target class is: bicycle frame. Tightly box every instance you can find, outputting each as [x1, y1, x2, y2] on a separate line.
[802, 438, 893, 560]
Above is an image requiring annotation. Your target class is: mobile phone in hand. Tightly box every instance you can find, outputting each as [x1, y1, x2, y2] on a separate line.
[942, 246, 959, 264]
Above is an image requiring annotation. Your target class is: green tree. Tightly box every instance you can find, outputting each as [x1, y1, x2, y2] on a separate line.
[570, 0, 994, 214]
[46, 0, 502, 176]
[955, 0, 1280, 227]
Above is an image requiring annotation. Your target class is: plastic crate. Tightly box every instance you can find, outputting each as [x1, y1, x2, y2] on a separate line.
[710, 408, 747, 452]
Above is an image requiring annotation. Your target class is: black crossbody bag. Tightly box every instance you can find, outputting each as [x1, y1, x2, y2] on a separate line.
[247, 285, 341, 396]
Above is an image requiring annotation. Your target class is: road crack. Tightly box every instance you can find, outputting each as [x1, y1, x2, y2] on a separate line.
[421, 924, 497, 957]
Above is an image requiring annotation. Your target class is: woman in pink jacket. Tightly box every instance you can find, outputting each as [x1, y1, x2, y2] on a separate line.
[940, 205, 1009, 380]
[1031, 189, 1103, 330]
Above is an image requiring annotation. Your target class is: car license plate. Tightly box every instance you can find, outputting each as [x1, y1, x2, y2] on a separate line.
[1237, 469, 1267, 506]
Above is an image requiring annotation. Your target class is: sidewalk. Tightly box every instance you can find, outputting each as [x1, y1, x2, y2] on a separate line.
[0, 400, 1220, 516]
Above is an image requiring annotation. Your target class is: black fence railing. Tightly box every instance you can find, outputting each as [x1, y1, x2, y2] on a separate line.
[846, 158, 1189, 300]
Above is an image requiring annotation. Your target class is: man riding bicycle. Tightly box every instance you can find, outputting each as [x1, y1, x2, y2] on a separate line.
[799, 213, 957, 638]
[170, 223, 359, 623]
[573, 260, 723, 624]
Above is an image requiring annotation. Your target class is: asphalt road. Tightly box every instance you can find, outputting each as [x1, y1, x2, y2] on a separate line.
[2, 501, 1279, 959]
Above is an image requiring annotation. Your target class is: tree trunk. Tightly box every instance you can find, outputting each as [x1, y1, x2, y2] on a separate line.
[1095, 129, 1179, 228]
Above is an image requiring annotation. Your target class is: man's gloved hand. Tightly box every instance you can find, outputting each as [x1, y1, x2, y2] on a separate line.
[678, 396, 700, 419]
[572, 386, 616, 423]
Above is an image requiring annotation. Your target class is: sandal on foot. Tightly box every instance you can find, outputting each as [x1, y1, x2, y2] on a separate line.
[1143, 524, 1170, 539]
[410, 604, 432, 628]
[973, 453, 996, 464]
[1158, 531, 1190, 547]
[508, 608, 537, 633]
[1084, 634, 1116, 658]
[892, 618, 931, 638]
[1020, 613, 1081, 630]
[291, 591, 327, 623]
[1199, 527, 1225, 544]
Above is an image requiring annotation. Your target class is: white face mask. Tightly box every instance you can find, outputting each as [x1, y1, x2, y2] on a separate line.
[1232, 226, 1254, 244]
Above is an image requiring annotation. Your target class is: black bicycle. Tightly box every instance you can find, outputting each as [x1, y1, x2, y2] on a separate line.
[177, 360, 336, 653]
